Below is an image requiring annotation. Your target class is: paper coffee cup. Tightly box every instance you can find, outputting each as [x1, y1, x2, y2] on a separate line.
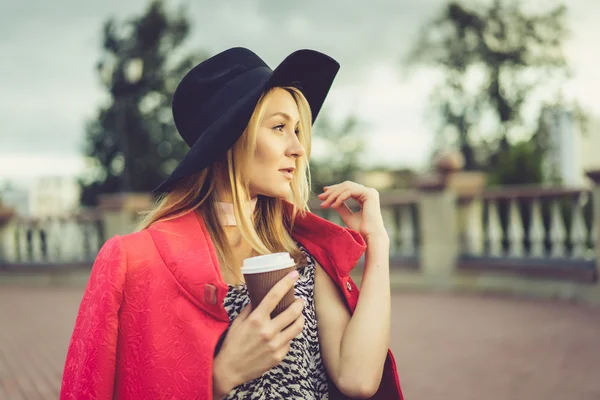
[241, 252, 297, 318]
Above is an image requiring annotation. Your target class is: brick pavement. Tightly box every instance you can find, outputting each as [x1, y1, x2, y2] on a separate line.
[1, 285, 599, 399]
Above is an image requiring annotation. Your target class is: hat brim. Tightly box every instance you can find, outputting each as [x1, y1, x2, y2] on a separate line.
[153, 49, 340, 193]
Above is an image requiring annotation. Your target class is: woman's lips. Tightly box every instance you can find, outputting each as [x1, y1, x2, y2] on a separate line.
[279, 170, 293, 179]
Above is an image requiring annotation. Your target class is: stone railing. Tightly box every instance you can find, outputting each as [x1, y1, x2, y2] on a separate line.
[0, 211, 104, 267]
[309, 164, 600, 305]
[461, 187, 594, 259]
[0, 193, 153, 269]
[0, 170, 599, 304]
[457, 186, 596, 282]
[309, 191, 420, 268]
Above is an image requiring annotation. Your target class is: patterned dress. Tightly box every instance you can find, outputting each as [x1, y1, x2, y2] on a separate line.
[221, 243, 329, 400]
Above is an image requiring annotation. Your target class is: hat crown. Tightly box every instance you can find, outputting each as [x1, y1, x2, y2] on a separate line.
[154, 47, 340, 193]
[172, 47, 271, 146]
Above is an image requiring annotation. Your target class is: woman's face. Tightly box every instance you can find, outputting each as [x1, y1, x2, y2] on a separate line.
[246, 87, 306, 200]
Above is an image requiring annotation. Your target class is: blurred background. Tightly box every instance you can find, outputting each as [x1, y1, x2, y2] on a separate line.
[1, 0, 600, 399]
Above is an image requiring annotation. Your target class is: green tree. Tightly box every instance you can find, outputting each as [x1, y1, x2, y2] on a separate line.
[80, 0, 207, 205]
[405, 0, 580, 183]
[487, 139, 544, 185]
[309, 113, 367, 193]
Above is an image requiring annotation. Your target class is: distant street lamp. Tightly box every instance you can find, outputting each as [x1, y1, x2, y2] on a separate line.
[124, 58, 144, 84]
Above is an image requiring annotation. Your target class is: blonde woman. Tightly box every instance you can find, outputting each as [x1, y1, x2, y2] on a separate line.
[60, 47, 404, 400]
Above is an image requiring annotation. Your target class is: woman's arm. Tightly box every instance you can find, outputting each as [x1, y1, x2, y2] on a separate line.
[212, 352, 235, 400]
[314, 234, 390, 399]
[60, 236, 127, 399]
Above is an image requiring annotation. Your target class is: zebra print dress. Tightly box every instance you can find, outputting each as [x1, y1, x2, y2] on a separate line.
[221, 243, 329, 400]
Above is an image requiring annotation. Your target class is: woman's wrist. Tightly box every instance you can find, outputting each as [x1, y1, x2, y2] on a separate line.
[364, 230, 389, 246]
[213, 353, 235, 399]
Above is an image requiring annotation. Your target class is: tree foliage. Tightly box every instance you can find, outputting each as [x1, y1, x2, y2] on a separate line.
[405, 0, 579, 183]
[80, 0, 207, 205]
[309, 114, 367, 193]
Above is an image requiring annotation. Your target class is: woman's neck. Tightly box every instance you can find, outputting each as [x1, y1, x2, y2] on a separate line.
[216, 197, 258, 226]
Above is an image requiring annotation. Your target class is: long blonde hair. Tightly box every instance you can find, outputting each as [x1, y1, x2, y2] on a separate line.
[137, 86, 314, 280]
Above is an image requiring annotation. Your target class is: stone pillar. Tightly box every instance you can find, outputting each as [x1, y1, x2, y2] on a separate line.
[0, 207, 17, 265]
[97, 193, 154, 240]
[449, 171, 488, 256]
[586, 170, 600, 293]
[416, 152, 462, 286]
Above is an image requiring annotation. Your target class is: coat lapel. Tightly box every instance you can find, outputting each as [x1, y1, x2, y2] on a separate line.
[147, 202, 367, 319]
[147, 210, 230, 322]
[284, 202, 367, 279]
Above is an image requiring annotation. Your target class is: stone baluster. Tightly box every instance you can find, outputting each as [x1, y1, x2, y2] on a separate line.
[62, 218, 84, 262]
[16, 220, 29, 262]
[570, 193, 588, 259]
[486, 200, 503, 257]
[399, 205, 416, 256]
[0, 207, 17, 264]
[86, 220, 103, 257]
[381, 206, 397, 254]
[30, 222, 43, 263]
[585, 170, 600, 297]
[549, 200, 567, 258]
[529, 199, 545, 258]
[462, 198, 484, 256]
[46, 218, 63, 263]
[507, 199, 525, 257]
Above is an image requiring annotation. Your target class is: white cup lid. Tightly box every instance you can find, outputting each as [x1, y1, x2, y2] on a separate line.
[241, 252, 295, 274]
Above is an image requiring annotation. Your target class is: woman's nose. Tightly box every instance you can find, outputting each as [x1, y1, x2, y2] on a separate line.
[288, 137, 305, 158]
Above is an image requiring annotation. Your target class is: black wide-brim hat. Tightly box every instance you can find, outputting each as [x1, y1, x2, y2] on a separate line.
[153, 47, 340, 193]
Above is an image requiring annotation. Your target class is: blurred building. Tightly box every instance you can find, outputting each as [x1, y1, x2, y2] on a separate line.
[580, 115, 600, 175]
[0, 184, 30, 216]
[542, 108, 600, 185]
[542, 107, 581, 185]
[29, 176, 81, 218]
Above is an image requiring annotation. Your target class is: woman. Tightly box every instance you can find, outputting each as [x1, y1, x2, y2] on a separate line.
[60, 47, 403, 400]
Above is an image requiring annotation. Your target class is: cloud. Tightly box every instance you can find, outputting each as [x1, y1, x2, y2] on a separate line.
[0, 153, 86, 189]
[1, 0, 599, 184]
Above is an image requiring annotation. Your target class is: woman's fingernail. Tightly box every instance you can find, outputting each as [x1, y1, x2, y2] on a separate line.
[289, 270, 299, 279]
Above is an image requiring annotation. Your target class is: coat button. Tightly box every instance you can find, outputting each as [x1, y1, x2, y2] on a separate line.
[204, 284, 217, 305]
[346, 281, 352, 292]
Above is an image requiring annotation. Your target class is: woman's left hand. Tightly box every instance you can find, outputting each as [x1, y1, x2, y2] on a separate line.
[318, 181, 388, 243]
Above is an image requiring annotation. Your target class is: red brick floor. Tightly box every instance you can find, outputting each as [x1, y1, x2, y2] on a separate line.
[1, 286, 600, 399]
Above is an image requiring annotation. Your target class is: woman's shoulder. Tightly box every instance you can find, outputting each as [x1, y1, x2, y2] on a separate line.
[120, 228, 154, 246]
[95, 229, 157, 266]
[118, 228, 159, 260]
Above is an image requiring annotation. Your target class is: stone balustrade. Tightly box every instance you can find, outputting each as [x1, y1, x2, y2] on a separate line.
[1, 170, 599, 305]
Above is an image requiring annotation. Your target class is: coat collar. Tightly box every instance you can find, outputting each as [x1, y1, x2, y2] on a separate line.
[146, 201, 366, 321]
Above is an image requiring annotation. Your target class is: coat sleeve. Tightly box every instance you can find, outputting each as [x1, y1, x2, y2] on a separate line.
[60, 236, 127, 399]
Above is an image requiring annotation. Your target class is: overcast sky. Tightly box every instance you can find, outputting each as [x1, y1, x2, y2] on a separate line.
[1, 0, 599, 187]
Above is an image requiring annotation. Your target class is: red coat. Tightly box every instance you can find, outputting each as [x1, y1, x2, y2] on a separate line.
[60, 205, 404, 399]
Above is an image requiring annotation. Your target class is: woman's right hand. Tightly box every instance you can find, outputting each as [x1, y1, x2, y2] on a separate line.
[213, 270, 305, 397]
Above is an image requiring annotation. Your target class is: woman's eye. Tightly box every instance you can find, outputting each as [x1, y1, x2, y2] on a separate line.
[274, 124, 285, 131]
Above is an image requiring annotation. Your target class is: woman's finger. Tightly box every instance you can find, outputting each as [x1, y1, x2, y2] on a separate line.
[317, 186, 335, 201]
[330, 189, 353, 208]
[235, 302, 253, 323]
[320, 186, 346, 207]
[279, 314, 305, 343]
[317, 191, 331, 200]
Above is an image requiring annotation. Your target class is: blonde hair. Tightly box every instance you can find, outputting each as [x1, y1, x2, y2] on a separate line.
[137, 86, 314, 281]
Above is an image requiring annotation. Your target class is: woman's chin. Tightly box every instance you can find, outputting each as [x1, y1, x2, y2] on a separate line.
[258, 185, 292, 200]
